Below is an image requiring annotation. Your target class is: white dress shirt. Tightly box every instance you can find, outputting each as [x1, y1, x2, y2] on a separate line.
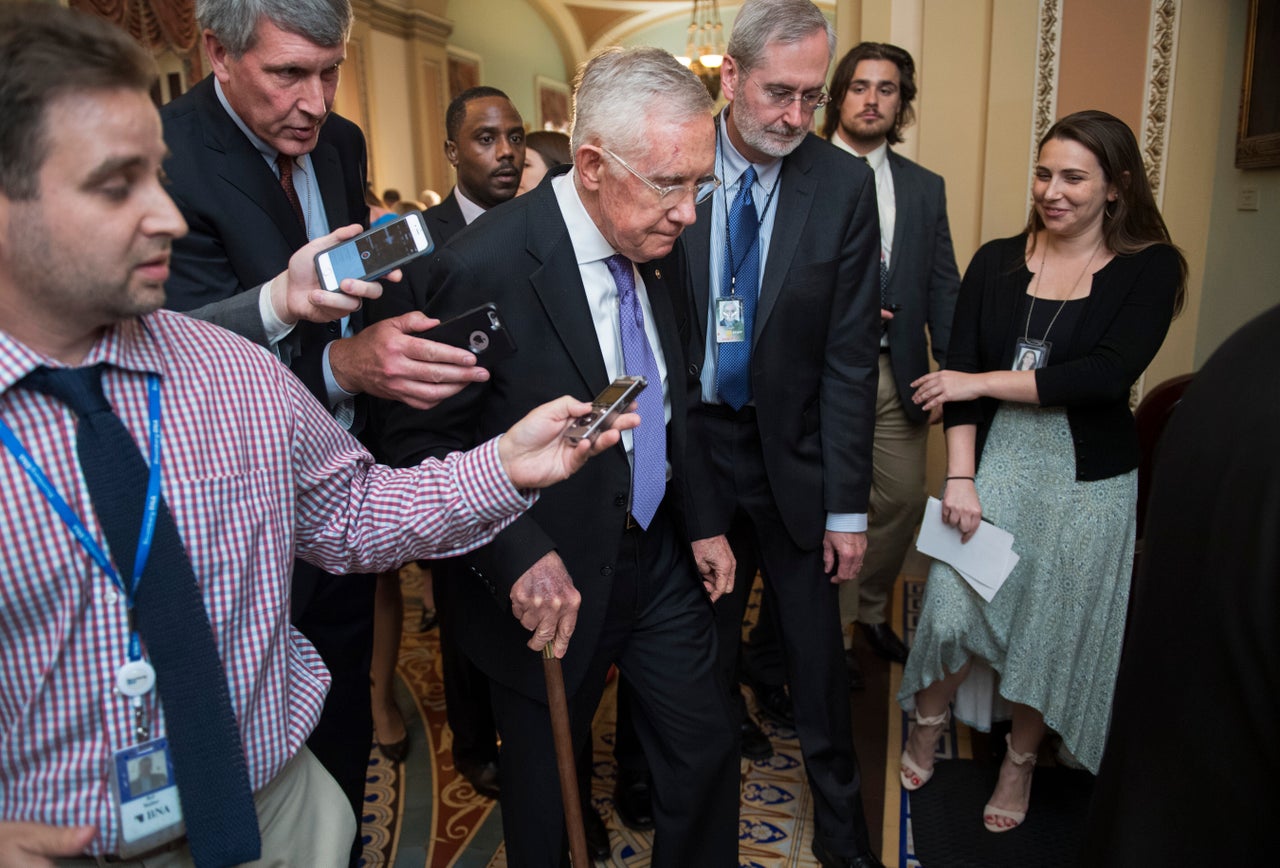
[551, 170, 671, 466]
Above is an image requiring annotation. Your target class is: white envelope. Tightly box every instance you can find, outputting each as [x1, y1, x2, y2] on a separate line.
[915, 497, 1019, 602]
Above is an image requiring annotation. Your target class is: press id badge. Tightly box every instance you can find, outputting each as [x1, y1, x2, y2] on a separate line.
[1013, 338, 1051, 371]
[715, 297, 746, 343]
[110, 738, 185, 856]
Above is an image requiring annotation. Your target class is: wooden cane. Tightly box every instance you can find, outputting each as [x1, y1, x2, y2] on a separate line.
[542, 644, 592, 865]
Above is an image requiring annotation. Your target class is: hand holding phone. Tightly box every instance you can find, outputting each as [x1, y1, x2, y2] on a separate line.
[314, 211, 433, 292]
[424, 303, 517, 367]
[564, 376, 647, 444]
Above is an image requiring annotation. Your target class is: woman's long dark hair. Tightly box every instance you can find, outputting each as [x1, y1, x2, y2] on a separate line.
[1027, 110, 1187, 316]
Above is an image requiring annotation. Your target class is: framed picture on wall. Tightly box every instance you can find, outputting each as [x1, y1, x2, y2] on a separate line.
[536, 75, 571, 133]
[1236, 0, 1280, 168]
[448, 47, 483, 101]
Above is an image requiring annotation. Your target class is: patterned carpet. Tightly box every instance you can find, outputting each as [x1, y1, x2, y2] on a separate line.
[358, 567, 931, 867]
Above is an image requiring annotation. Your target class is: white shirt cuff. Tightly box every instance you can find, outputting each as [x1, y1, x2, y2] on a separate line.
[259, 279, 296, 346]
[322, 340, 359, 408]
[825, 512, 868, 533]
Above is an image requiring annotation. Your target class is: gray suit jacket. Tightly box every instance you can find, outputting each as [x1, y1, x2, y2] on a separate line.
[183, 286, 268, 345]
[881, 149, 961, 423]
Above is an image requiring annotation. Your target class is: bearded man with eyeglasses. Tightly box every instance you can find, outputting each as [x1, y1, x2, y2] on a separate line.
[379, 46, 739, 867]
[681, 1, 884, 865]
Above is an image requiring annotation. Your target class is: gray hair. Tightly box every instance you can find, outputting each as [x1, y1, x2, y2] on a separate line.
[196, 0, 352, 57]
[727, 0, 836, 72]
[570, 46, 714, 159]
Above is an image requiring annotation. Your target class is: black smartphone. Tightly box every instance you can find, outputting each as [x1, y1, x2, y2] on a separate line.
[425, 302, 517, 367]
[564, 375, 647, 444]
[313, 211, 433, 292]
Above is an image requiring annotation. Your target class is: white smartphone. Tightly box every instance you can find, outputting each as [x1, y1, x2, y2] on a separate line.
[313, 211, 433, 292]
[564, 375, 647, 444]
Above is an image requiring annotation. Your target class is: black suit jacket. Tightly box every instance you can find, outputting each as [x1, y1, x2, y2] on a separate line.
[882, 149, 961, 423]
[160, 75, 370, 404]
[379, 172, 698, 700]
[422, 190, 467, 246]
[684, 133, 881, 550]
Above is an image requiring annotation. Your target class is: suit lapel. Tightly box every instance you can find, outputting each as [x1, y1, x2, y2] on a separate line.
[686, 198, 713, 356]
[312, 137, 355, 233]
[525, 185, 611, 394]
[886, 150, 913, 288]
[758, 140, 817, 335]
[195, 81, 309, 251]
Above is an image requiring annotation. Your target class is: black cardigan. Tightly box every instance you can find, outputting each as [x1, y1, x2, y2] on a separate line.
[944, 234, 1180, 481]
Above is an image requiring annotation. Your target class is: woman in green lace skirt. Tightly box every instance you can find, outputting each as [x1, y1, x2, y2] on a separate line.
[896, 110, 1186, 833]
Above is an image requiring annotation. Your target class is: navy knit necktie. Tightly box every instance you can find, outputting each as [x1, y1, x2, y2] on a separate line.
[20, 365, 261, 867]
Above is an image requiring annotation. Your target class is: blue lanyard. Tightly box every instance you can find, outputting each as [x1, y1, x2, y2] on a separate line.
[716, 123, 779, 297]
[0, 373, 162, 661]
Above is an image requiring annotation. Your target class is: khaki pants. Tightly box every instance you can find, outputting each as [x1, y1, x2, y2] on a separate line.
[61, 746, 355, 868]
[839, 353, 930, 626]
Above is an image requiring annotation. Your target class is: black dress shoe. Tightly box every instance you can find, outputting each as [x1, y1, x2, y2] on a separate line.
[812, 836, 887, 868]
[858, 621, 910, 664]
[740, 716, 774, 760]
[844, 648, 866, 691]
[458, 760, 500, 800]
[582, 802, 611, 859]
[749, 683, 795, 727]
[613, 769, 654, 831]
[417, 606, 438, 632]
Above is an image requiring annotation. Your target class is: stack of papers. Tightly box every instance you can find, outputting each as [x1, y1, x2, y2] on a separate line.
[914, 497, 1019, 602]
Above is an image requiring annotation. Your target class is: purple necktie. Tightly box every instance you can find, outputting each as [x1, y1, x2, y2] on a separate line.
[605, 254, 666, 529]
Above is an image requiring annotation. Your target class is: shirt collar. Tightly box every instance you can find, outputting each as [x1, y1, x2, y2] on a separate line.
[716, 106, 784, 193]
[552, 168, 619, 265]
[831, 131, 889, 171]
[452, 186, 488, 226]
[1, 316, 167, 393]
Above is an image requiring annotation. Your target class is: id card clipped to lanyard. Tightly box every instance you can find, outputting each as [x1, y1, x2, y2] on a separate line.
[0, 374, 186, 852]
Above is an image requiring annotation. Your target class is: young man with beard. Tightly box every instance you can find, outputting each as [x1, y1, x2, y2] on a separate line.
[823, 43, 961, 670]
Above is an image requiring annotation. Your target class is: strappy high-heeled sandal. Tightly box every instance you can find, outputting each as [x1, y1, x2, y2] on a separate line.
[899, 708, 950, 791]
[983, 733, 1037, 832]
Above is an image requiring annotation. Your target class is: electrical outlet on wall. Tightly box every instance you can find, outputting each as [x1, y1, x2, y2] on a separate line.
[1237, 186, 1260, 211]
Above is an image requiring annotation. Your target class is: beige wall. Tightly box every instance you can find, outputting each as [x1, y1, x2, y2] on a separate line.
[447, 0, 570, 128]
[1194, 0, 1280, 365]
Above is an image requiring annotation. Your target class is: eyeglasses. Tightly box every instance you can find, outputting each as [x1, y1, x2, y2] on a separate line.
[751, 79, 830, 111]
[598, 146, 721, 205]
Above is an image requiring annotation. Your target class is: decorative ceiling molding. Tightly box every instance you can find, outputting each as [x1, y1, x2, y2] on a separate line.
[527, 0, 590, 79]
[1140, 0, 1180, 207]
[353, 0, 452, 45]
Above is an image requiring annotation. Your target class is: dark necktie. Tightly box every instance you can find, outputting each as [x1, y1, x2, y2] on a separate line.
[716, 165, 759, 410]
[276, 153, 307, 230]
[856, 155, 891, 307]
[20, 365, 261, 867]
[604, 255, 666, 529]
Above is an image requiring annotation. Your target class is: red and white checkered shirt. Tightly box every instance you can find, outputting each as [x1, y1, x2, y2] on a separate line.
[0, 310, 532, 854]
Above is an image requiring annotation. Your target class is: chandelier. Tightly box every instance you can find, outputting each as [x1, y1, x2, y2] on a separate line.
[675, 0, 726, 99]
